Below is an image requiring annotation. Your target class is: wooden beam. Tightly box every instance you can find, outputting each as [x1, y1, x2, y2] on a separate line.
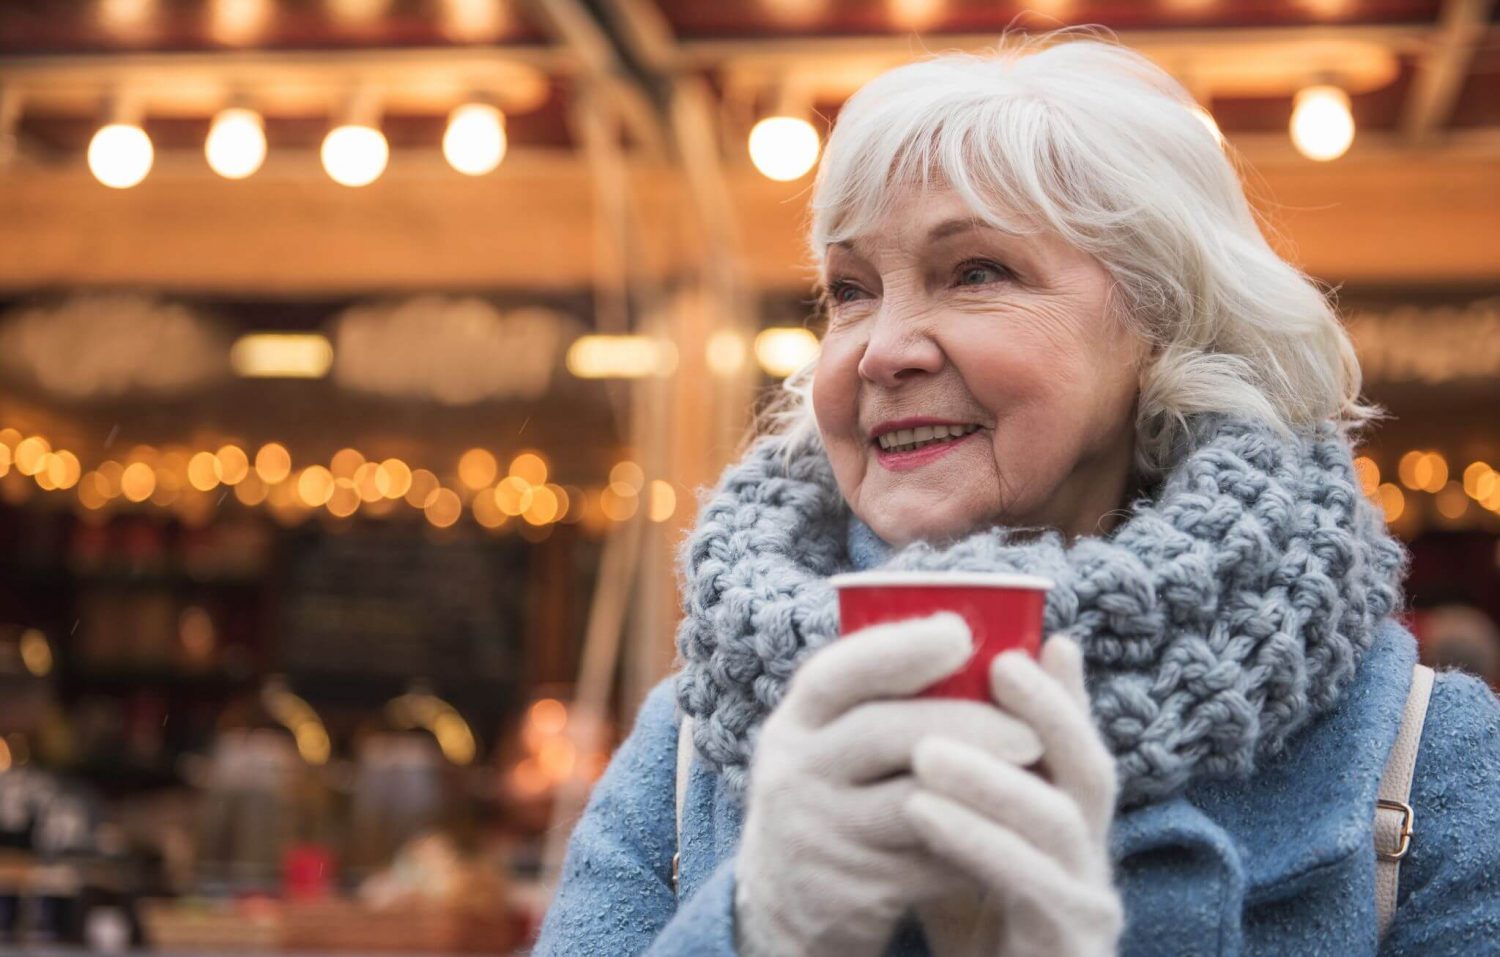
[1400, 0, 1497, 143]
[0, 145, 1494, 294]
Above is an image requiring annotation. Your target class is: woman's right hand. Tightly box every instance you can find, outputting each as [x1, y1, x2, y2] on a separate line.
[733, 612, 1044, 957]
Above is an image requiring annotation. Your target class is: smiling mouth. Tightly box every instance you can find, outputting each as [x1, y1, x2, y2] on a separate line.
[873, 423, 982, 454]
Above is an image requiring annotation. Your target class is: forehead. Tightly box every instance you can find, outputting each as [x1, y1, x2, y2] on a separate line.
[827, 185, 1033, 262]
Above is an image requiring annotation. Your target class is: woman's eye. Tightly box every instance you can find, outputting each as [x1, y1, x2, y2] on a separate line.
[955, 260, 1009, 286]
[828, 282, 867, 305]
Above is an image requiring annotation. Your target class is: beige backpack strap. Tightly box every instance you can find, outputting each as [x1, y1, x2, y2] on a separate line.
[1375, 662, 1435, 938]
[673, 715, 693, 895]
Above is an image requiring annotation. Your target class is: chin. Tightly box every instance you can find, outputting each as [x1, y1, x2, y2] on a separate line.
[869, 505, 985, 548]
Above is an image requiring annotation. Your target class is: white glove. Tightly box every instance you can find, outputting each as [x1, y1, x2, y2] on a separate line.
[734, 613, 1044, 957]
[905, 636, 1123, 957]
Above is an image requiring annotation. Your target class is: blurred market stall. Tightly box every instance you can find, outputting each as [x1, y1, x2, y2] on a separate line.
[0, 0, 1497, 951]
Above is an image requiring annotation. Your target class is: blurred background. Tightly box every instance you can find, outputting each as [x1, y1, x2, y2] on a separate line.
[0, 0, 1496, 952]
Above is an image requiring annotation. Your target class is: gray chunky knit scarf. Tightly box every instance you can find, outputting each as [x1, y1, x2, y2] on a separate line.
[674, 414, 1408, 807]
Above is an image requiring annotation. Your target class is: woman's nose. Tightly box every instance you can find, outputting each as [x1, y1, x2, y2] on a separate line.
[857, 312, 944, 387]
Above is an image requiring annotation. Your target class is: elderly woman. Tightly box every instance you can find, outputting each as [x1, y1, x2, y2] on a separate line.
[535, 32, 1500, 956]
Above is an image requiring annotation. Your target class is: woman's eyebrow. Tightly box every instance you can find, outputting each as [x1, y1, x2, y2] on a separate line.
[925, 217, 998, 243]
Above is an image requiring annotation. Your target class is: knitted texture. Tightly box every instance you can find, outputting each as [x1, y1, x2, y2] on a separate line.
[673, 414, 1408, 807]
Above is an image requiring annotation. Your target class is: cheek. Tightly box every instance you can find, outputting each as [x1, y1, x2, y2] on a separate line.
[811, 339, 862, 433]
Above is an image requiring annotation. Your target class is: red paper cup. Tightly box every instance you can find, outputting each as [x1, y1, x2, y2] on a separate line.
[830, 570, 1055, 700]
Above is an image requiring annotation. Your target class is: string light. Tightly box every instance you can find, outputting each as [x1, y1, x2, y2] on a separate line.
[754, 327, 820, 378]
[1290, 84, 1354, 162]
[566, 335, 678, 379]
[321, 123, 388, 187]
[1375, 483, 1405, 523]
[748, 116, 820, 181]
[443, 102, 507, 176]
[1, 425, 653, 534]
[255, 443, 292, 484]
[509, 451, 549, 486]
[88, 122, 154, 189]
[205, 107, 266, 179]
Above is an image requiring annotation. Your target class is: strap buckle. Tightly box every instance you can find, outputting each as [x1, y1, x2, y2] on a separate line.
[1376, 799, 1415, 861]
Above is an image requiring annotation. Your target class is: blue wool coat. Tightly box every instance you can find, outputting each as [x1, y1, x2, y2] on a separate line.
[535, 619, 1500, 955]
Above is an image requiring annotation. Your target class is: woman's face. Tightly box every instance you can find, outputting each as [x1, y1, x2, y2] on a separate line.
[812, 187, 1149, 548]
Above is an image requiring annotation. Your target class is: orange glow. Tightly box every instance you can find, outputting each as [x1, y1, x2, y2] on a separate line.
[216, 444, 250, 485]
[330, 447, 365, 479]
[376, 458, 412, 499]
[297, 465, 336, 507]
[405, 468, 441, 509]
[529, 698, 568, 735]
[537, 737, 577, 778]
[14, 437, 50, 476]
[648, 480, 676, 522]
[472, 490, 508, 529]
[494, 476, 533, 516]
[121, 462, 157, 502]
[327, 484, 361, 517]
[97, 461, 124, 498]
[353, 462, 383, 502]
[509, 451, 549, 486]
[424, 487, 462, 528]
[600, 483, 639, 522]
[522, 484, 559, 525]
[459, 448, 498, 489]
[1376, 483, 1405, 523]
[1352, 456, 1380, 497]
[609, 460, 644, 492]
[1463, 462, 1495, 500]
[188, 451, 223, 491]
[234, 472, 270, 506]
[255, 442, 292, 484]
[1435, 482, 1469, 520]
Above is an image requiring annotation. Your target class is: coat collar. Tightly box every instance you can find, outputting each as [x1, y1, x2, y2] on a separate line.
[1110, 619, 1416, 954]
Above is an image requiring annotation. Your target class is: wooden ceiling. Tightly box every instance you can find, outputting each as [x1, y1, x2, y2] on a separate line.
[0, 0, 1496, 293]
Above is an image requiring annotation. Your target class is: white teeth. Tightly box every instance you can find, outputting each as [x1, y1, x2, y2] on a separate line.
[876, 423, 981, 453]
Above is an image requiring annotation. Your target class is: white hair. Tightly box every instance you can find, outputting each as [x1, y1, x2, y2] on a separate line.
[763, 27, 1379, 478]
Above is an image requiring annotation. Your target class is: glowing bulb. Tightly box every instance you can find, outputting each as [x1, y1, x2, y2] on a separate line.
[443, 103, 506, 176]
[1290, 85, 1354, 162]
[88, 123, 154, 188]
[748, 116, 820, 181]
[205, 107, 266, 179]
[321, 124, 388, 187]
[754, 327, 820, 377]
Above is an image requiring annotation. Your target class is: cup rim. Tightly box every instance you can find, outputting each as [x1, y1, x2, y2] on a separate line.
[829, 570, 1055, 591]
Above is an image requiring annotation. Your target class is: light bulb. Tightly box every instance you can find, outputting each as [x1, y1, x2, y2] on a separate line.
[88, 123, 154, 188]
[1290, 85, 1354, 162]
[754, 327, 819, 377]
[321, 123, 388, 187]
[443, 103, 507, 176]
[206, 107, 266, 179]
[748, 116, 820, 182]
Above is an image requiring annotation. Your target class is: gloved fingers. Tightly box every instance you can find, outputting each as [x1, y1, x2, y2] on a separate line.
[833, 775, 928, 851]
[911, 736, 1092, 875]
[812, 699, 1042, 782]
[905, 791, 1119, 931]
[1040, 634, 1090, 713]
[989, 650, 1118, 839]
[787, 613, 972, 727]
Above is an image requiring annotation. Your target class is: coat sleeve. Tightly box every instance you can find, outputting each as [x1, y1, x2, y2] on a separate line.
[532, 678, 742, 955]
[1379, 669, 1500, 956]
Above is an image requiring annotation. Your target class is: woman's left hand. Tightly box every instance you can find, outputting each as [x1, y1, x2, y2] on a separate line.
[905, 635, 1124, 957]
